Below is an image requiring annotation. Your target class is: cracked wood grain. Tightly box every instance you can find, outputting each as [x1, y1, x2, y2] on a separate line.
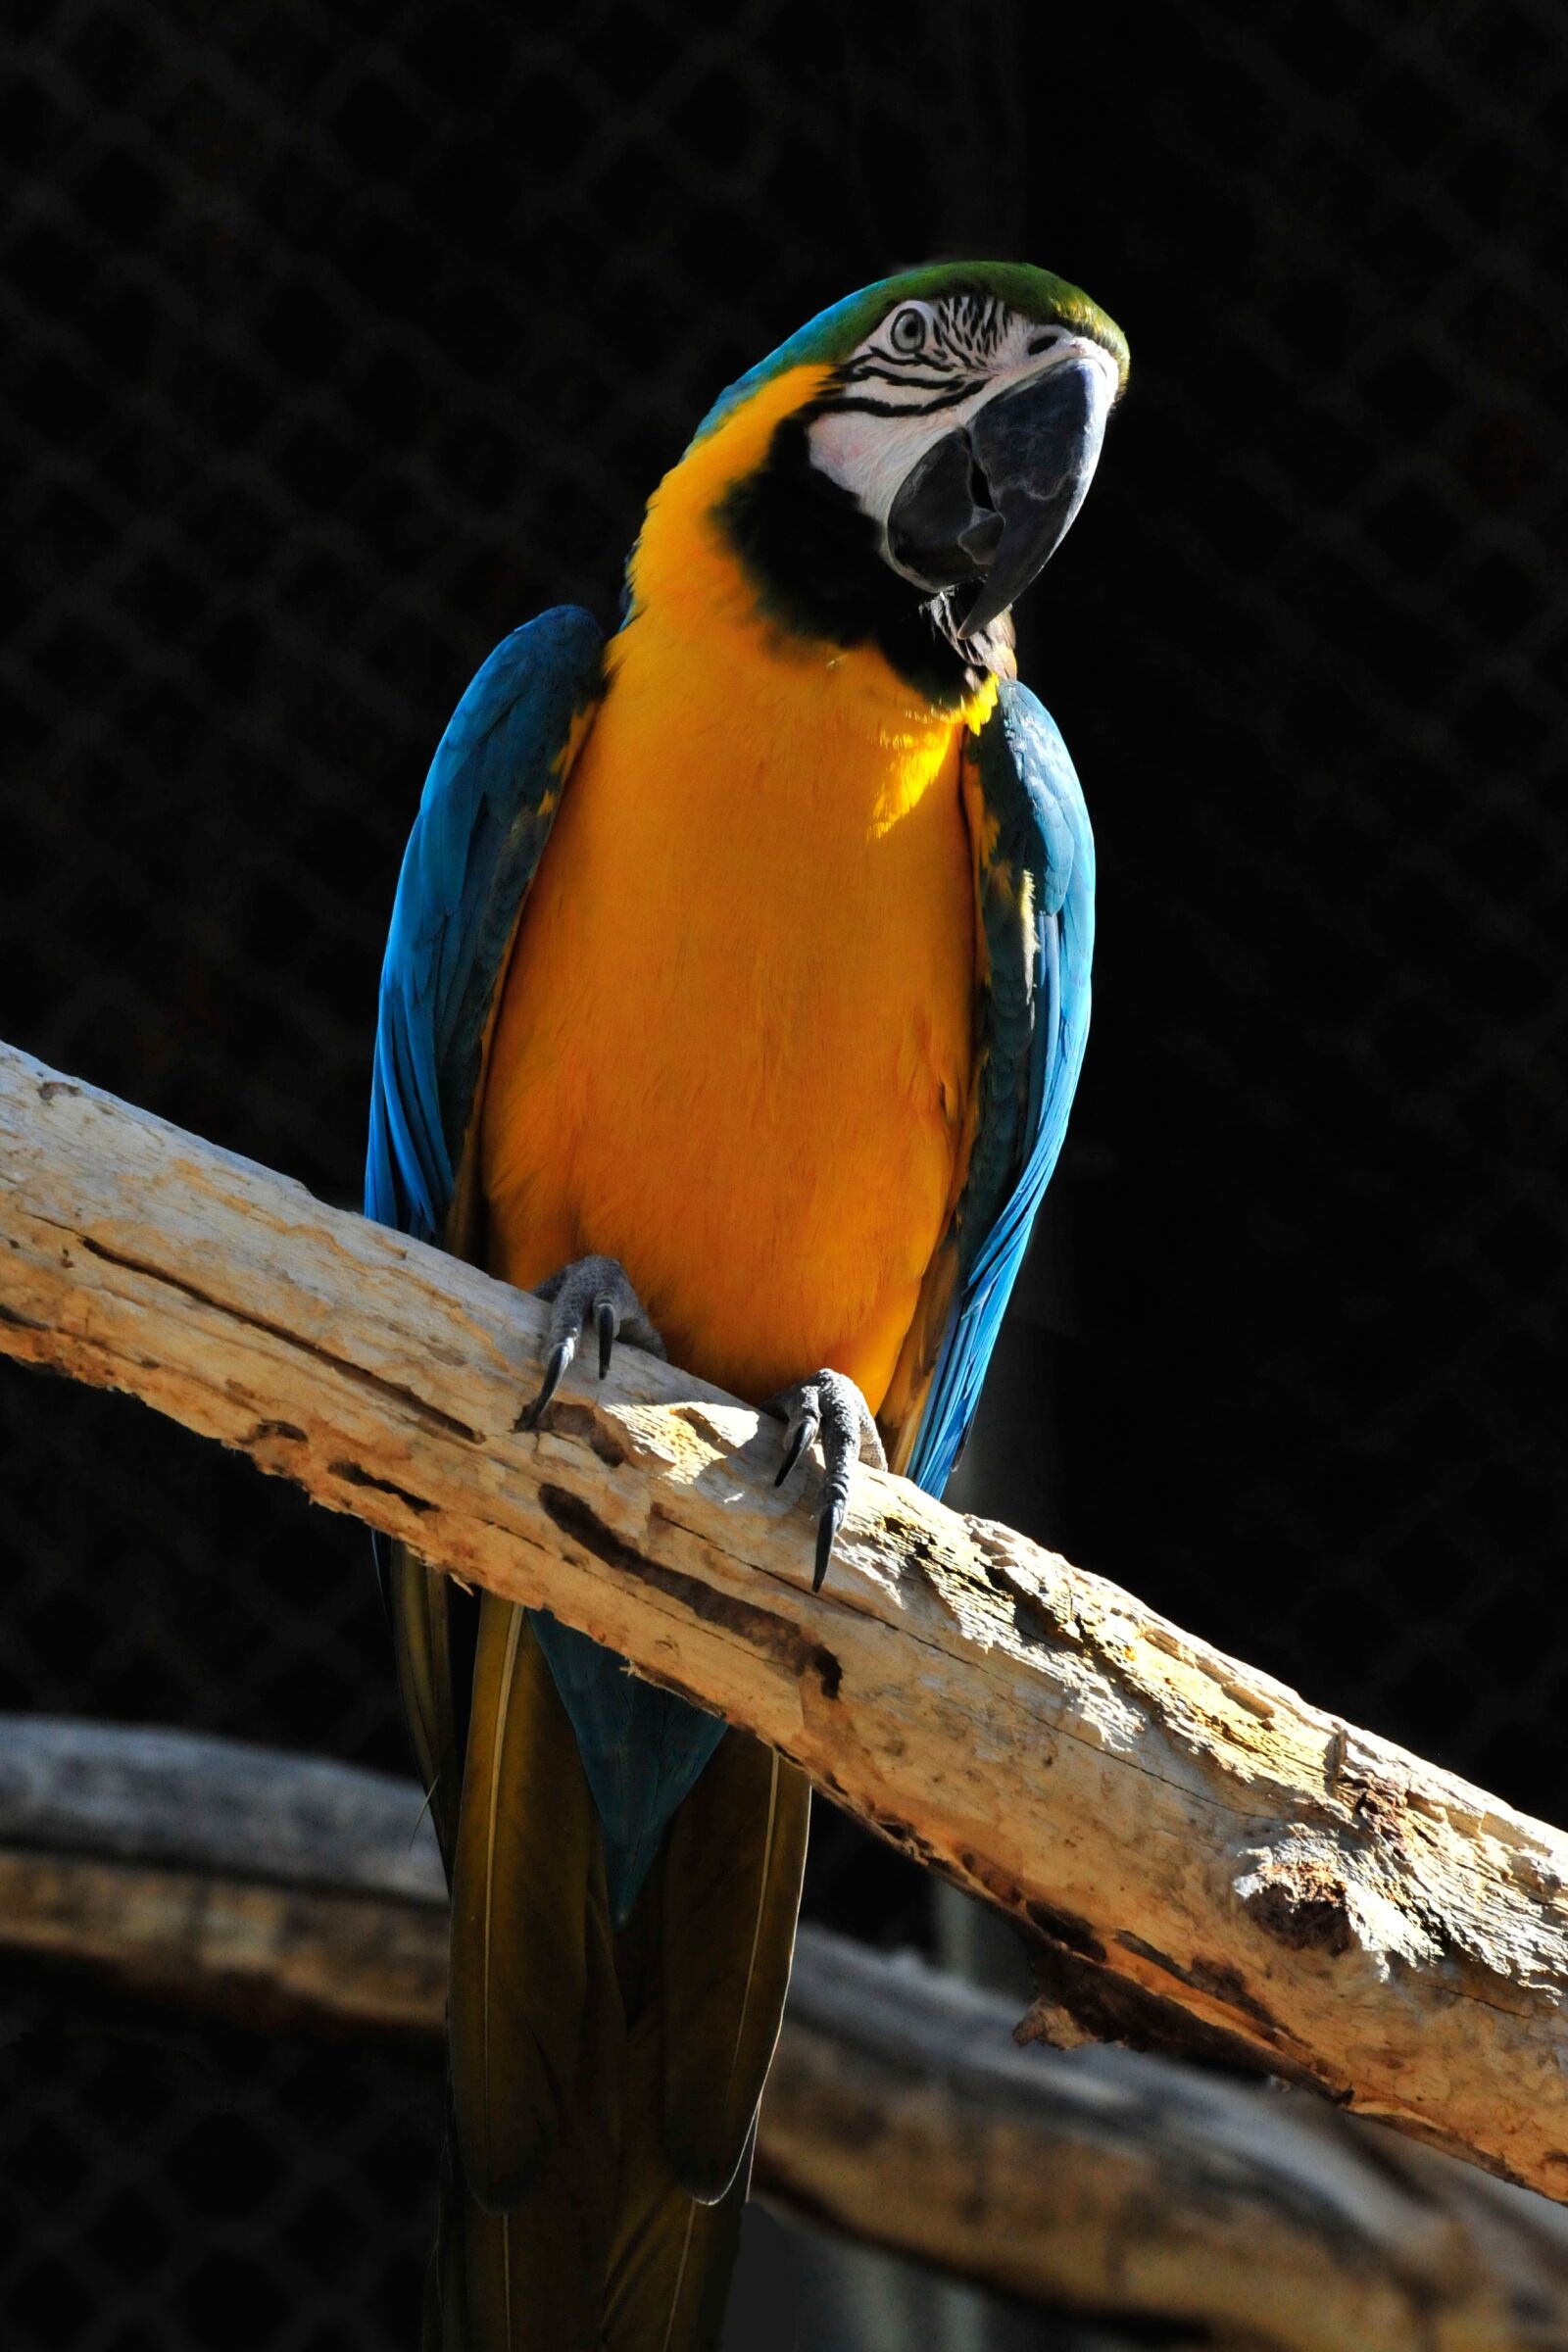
[2, 1038, 1567, 2198]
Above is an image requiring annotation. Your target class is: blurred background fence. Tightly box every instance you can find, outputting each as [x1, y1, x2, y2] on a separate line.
[3, 0, 1565, 2344]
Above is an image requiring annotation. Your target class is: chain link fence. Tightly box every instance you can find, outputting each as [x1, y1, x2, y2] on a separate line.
[3, 0, 1564, 2342]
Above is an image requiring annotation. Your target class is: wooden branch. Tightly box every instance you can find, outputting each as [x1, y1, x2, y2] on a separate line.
[5, 1721, 1568, 2351]
[2, 1040, 1567, 2201]
[779, 1944, 1568, 2352]
[0, 1716, 448, 2033]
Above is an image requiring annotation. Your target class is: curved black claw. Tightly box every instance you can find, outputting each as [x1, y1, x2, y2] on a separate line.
[766, 1369, 887, 1593]
[515, 1254, 665, 1432]
[773, 1401, 819, 1489]
[527, 1334, 576, 1427]
[595, 1296, 617, 1379]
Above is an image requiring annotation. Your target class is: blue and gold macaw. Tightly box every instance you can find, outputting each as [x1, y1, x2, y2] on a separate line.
[367, 262, 1125, 2349]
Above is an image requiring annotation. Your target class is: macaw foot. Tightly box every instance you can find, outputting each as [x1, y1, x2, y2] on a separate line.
[517, 1254, 666, 1430]
[766, 1370, 887, 1594]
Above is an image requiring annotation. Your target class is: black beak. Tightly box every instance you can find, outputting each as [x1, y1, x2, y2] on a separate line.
[885, 356, 1109, 641]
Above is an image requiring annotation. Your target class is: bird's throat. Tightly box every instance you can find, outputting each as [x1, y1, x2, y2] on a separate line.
[626, 364, 1002, 722]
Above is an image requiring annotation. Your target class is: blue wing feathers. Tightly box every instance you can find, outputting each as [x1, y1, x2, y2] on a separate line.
[906, 682, 1095, 1495]
[366, 605, 725, 1922]
[366, 606, 604, 1244]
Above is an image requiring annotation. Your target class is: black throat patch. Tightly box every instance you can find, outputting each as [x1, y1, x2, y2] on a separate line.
[712, 412, 1004, 708]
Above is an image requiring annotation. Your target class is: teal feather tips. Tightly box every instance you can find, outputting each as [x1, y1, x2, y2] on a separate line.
[692, 260, 1130, 447]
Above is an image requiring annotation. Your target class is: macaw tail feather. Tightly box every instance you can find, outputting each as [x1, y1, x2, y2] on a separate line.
[448, 1593, 607, 2211]
[383, 1543, 464, 1879]
[660, 1737, 810, 2203]
[417, 1593, 805, 2350]
[423, 2108, 750, 2352]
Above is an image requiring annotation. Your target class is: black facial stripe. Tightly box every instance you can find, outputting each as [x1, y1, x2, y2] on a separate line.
[825, 379, 986, 419]
[844, 354, 957, 383]
[843, 367, 957, 394]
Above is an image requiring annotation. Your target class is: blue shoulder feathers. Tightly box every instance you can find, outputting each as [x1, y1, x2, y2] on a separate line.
[366, 606, 604, 1245]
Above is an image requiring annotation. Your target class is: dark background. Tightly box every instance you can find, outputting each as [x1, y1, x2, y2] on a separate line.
[3, 1, 1564, 2344]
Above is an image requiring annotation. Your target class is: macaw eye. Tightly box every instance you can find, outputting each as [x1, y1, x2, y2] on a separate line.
[887, 304, 931, 355]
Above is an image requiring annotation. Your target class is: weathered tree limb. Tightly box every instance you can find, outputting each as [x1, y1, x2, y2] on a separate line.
[779, 1941, 1568, 2352]
[5, 1721, 1568, 2351]
[0, 1716, 448, 2033]
[2, 1038, 1567, 2198]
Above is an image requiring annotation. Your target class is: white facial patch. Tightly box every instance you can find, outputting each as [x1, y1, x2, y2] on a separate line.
[807, 300, 1119, 536]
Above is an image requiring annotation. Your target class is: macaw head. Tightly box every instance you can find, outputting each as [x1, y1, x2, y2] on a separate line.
[640, 262, 1128, 702]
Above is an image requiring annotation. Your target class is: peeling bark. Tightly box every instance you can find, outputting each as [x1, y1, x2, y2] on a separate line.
[2, 1040, 1568, 2196]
